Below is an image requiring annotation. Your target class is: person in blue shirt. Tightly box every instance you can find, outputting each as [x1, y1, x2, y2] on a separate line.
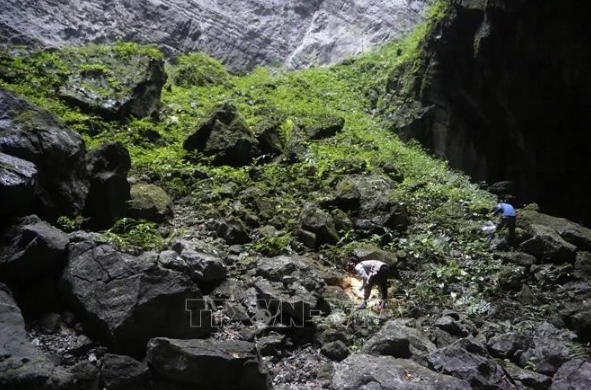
[490, 202, 516, 246]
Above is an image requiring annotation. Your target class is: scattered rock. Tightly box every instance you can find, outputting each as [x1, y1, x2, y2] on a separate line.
[320, 340, 349, 361]
[147, 337, 270, 389]
[332, 353, 471, 389]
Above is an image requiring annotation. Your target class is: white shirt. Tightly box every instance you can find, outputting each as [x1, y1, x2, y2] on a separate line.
[354, 260, 386, 285]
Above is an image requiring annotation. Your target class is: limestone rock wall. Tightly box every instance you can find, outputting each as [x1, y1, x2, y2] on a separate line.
[0, 0, 427, 71]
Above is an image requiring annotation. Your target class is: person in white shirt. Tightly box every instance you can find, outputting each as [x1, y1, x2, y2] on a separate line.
[346, 257, 390, 310]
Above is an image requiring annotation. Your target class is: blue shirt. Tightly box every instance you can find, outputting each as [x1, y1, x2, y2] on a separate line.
[495, 203, 516, 217]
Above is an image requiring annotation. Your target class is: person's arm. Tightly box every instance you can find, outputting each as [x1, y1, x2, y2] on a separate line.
[490, 205, 501, 217]
[355, 264, 370, 291]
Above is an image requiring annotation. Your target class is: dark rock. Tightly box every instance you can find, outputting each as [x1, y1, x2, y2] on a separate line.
[361, 319, 436, 366]
[574, 251, 591, 277]
[0, 89, 89, 222]
[83, 171, 130, 229]
[58, 58, 167, 121]
[296, 229, 317, 250]
[69, 334, 94, 356]
[518, 224, 577, 263]
[434, 315, 470, 337]
[504, 363, 552, 390]
[39, 312, 62, 333]
[487, 181, 515, 201]
[332, 353, 471, 390]
[382, 203, 410, 232]
[179, 248, 228, 283]
[205, 218, 251, 245]
[82, 142, 132, 229]
[257, 333, 285, 356]
[427, 337, 507, 388]
[157, 250, 192, 275]
[256, 255, 325, 292]
[518, 322, 575, 376]
[64, 360, 99, 390]
[253, 115, 286, 157]
[550, 359, 591, 390]
[99, 353, 148, 390]
[0, 215, 69, 283]
[305, 115, 345, 140]
[298, 205, 339, 247]
[86, 141, 131, 176]
[183, 102, 260, 167]
[0, 215, 69, 318]
[0, 283, 62, 389]
[147, 338, 270, 390]
[253, 278, 320, 325]
[127, 183, 173, 222]
[497, 251, 537, 267]
[320, 340, 349, 361]
[0, 152, 37, 218]
[517, 210, 591, 252]
[353, 218, 386, 237]
[322, 178, 361, 211]
[60, 240, 210, 356]
[487, 332, 527, 360]
[561, 305, 591, 343]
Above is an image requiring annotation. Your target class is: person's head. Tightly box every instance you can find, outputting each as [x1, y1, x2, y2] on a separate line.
[345, 253, 360, 272]
[345, 261, 356, 274]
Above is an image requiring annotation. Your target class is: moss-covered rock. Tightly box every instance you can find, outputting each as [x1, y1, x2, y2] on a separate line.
[183, 102, 260, 167]
[127, 183, 173, 222]
[54, 43, 167, 121]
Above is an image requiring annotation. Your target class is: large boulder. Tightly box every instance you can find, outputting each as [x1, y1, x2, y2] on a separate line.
[127, 183, 173, 223]
[427, 337, 508, 388]
[0, 284, 59, 389]
[550, 359, 591, 390]
[146, 338, 270, 390]
[60, 240, 210, 356]
[0, 152, 37, 219]
[298, 205, 339, 248]
[0, 215, 69, 319]
[331, 353, 471, 390]
[57, 56, 167, 121]
[517, 322, 577, 376]
[517, 209, 591, 252]
[361, 318, 437, 367]
[183, 102, 260, 167]
[0, 89, 88, 222]
[519, 224, 577, 263]
[82, 142, 131, 229]
[176, 247, 228, 283]
[99, 353, 149, 390]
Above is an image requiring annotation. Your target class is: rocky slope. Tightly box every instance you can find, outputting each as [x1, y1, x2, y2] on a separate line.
[3, 33, 591, 389]
[0, 0, 427, 71]
[2, 2, 591, 389]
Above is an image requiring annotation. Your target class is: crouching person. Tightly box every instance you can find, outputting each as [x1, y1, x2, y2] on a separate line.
[346, 258, 390, 310]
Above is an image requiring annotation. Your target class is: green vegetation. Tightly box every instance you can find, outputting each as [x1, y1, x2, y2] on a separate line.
[0, 0, 505, 311]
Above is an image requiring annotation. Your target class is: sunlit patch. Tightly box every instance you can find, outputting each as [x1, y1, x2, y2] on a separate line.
[341, 275, 383, 310]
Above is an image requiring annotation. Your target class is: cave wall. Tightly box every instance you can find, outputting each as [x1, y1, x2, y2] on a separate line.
[393, 0, 591, 224]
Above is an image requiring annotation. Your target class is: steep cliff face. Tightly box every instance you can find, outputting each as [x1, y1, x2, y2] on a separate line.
[0, 0, 426, 71]
[391, 0, 591, 224]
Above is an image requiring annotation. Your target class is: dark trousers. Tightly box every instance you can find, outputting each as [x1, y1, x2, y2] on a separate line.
[497, 216, 516, 246]
[364, 265, 389, 301]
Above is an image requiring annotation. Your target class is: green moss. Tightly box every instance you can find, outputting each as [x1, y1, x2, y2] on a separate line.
[171, 52, 231, 87]
[0, 0, 496, 277]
